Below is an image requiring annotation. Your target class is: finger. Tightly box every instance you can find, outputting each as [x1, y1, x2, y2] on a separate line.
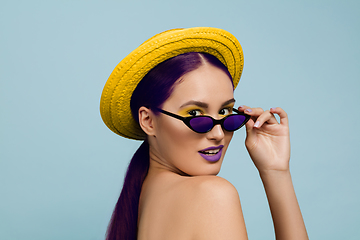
[239, 106, 276, 130]
[243, 107, 264, 116]
[238, 106, 267, 118]
[253, 110, 278, 128]
[240, 107, 266, 131]
[238, 106, 254, 132]
[237, 105, 250, 112]
[270, 107, 289, 126]
[237, 106, 255, 130]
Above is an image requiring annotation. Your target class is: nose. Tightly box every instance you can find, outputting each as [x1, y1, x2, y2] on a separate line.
[206, 123, 225, 141]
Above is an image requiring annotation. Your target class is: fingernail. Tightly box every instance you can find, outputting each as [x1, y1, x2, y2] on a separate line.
[245, 109, 252, 113]
[271, 107, 278, 111]
[239, 105, 244, 108]
[254, 121, 260, 128]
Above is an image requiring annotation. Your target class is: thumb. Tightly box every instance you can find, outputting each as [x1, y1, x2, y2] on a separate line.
[244, 119, 257, 149]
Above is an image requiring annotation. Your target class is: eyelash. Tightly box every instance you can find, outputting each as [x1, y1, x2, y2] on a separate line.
[219, 107, 232, 115]
[187, 107, 232, 116]
[188, 109, 203, 116]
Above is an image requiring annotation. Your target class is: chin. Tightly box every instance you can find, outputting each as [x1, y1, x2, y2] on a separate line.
[187, 159, 223, 177]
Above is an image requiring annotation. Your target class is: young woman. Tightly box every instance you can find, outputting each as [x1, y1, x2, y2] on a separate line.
[100, 27, 308, 240]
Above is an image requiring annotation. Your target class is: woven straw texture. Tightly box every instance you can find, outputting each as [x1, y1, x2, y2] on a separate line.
[100, 27, 244, 140]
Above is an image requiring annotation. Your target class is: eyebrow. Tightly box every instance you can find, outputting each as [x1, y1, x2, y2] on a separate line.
[180, 98, 236, 109]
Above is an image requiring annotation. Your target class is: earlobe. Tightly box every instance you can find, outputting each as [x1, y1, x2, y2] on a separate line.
[138, 106, 156, 136]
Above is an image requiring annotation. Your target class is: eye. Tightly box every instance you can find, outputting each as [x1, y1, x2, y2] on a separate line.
[219, 108, 232, 116]
[188, 109, 202, 116]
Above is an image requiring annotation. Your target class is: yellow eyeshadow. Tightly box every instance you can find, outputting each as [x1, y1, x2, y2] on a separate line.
[177, 104, 235, 117]
[177, 107, 204, 117]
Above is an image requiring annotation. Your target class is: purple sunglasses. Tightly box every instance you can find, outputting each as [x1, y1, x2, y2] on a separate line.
[155, 107, 250, 133]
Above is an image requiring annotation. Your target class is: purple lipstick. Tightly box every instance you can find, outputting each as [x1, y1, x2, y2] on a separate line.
[198, 145, 224, 162]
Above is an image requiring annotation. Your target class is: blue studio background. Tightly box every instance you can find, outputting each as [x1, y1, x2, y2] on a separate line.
[1, 0, 359, 239]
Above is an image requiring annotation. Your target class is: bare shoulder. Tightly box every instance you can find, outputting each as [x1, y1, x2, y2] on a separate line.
[179, 176, 248, 240]
[165, 175, 240, 205]
[187, 175, 239, 197]
[139, 174, 248, 240]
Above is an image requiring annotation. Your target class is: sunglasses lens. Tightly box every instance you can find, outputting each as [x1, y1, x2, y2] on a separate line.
[223, 115, 247, 131]
[189, 117, 214, 133]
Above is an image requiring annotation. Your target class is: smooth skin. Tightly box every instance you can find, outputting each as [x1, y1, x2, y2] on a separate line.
[137, 63, 308, 240]
[240, 105, 308, 240]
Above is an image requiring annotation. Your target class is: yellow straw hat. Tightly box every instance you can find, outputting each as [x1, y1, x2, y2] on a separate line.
[100, 27, 244, 140]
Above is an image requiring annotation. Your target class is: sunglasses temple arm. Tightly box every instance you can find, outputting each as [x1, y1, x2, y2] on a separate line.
[233, 108, 250, 116]
[233, 108, 242, 114]
[156, 108, 186, 121]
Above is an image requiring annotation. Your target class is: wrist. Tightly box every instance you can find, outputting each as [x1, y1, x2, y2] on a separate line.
[255, 162, 290, 175]
[258, 168, 291, 183]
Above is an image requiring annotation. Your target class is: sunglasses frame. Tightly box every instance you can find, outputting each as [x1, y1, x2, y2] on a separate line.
[155, 107, 250, 133]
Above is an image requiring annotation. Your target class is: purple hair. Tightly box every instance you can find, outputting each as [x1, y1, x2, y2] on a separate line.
[105, 52, 232, 240]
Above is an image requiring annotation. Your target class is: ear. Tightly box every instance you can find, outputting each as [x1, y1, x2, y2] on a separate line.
[138, 106, 156, 136]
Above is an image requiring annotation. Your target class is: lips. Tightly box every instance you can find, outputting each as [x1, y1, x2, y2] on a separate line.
[198, 145, 224, 162]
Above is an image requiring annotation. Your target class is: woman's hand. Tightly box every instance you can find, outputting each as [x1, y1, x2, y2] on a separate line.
[238, 106, 290, 174]
[238, 106, 308, 240]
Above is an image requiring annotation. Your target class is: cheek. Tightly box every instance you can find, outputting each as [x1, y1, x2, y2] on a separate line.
[222, 131, 234, 153]
[225, 131, 234, 144]
[155, 122, 201, 174]
[157, 117, 189, 142]
[156, 118, 194, 157]
[154, 118, 235, 176]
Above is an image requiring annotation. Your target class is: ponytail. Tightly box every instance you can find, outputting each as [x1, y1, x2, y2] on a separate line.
[105, 140, 150, 240]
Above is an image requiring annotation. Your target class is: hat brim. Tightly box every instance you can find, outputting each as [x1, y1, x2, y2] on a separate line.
[100, 27, 244, 140]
